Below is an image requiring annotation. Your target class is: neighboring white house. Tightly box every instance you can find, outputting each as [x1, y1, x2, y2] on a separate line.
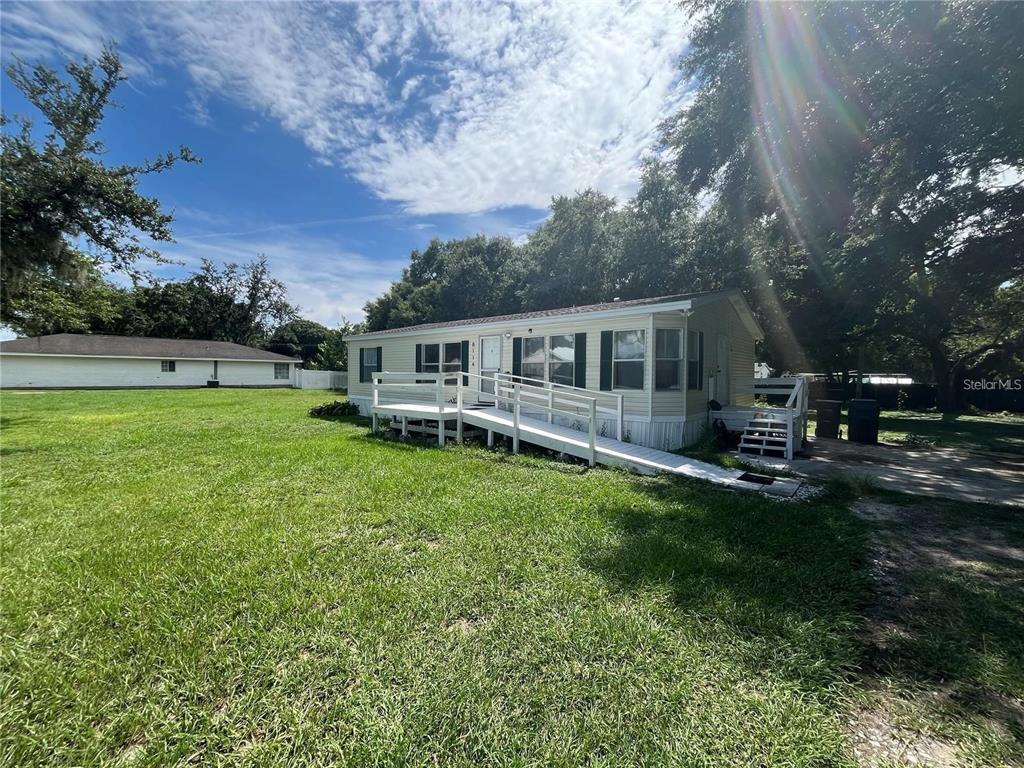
[345, 290, 769, 450]
[0, 334, 301, 389]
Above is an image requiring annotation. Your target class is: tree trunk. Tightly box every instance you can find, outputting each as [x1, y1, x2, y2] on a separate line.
[928, 346, 963, 413]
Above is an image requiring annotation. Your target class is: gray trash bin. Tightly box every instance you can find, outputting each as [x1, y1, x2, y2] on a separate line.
[815, 400, 841, 439]
[848, 399, 880, 444]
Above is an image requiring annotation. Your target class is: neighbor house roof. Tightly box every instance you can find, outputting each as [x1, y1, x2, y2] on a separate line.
[0, 334, 301, 362]
[346, 289, 765, 341]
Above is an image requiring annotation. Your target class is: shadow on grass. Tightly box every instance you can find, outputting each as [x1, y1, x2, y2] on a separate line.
[858, 496, 1024, 743]
[0, 445, 36, 457]
[882, 412, 1024, 455]
[584, 477, 869, 692]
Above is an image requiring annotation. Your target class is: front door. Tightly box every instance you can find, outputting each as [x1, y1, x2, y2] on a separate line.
[479, 335, 501, 403]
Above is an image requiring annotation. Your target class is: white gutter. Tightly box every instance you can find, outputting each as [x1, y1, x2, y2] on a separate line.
[0, 352, 301, 364]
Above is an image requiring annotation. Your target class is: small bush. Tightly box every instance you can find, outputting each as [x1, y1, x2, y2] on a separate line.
[309, 400, 360, 420]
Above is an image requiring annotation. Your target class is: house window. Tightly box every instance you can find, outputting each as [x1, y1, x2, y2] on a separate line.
[161, 360, 176, 373]
[520, 335, 575, 386]
[655, 329, 682, 391]
[687, 330, 704, 390]
[362, 347, 378, 384]
[613, 330, 645, 389]
[443, 342, 462, 384]
[274, 363, 290, 380]
[422, 343, 440, 374]
[521, 336, 546, 381]
[548, 334, 575, 387]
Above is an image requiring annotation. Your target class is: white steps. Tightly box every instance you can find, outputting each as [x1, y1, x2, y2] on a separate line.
[739, 417, 791, 458]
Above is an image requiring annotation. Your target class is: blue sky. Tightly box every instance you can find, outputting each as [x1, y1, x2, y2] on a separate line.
[1, 1, 691, 326]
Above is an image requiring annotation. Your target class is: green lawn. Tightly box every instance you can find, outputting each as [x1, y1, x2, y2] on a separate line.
[807, 409, 1024, 455]
[1, 390, 1020, 766]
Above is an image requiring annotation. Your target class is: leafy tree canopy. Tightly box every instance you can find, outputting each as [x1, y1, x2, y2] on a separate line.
[91, 257, 296, 346]
[661, 0, 1024, 408]
[1, 46, 198, 321]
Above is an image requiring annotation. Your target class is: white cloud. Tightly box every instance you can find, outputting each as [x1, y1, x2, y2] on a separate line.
[1, 0, 692, 215]
[155, 232, 402, 325]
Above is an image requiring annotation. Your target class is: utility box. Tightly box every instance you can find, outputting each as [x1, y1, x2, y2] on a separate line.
[815, 400, 841, 439]
[848, 399, 880, 444]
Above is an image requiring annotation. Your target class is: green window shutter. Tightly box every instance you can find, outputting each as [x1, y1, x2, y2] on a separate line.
[358, 347, 366, 383]
[574, 332, 587, 389]
[512, 337, 522, 378]
[415, 344, 422, 373]
[376, 346, 383, 374]
[600, 331, 613, 391]
[698, 333, 704, 391]
[461, 339, 469, 385]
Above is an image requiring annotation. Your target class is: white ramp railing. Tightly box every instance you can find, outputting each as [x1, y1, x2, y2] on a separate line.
[495, 372, 625, 441]
[371, 370, 616, 467]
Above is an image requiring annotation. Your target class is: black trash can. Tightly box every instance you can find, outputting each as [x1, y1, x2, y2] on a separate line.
[848, 399, 880, 444]
[815, 400, 841, 439]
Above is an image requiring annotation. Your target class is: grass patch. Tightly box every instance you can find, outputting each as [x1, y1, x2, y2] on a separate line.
[1, 390, 1019, 765]
[807, 409, 1024, 455]
[1, 389, 868, 766]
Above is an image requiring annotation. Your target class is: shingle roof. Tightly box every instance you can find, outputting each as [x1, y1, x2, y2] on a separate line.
[0, 334, 301, 362]
[349, 290, 730, 338]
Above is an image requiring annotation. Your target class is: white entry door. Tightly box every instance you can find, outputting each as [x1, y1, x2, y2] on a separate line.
[479, 335, 501, 403]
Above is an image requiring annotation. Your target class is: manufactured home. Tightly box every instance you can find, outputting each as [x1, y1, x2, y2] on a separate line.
[345, 290, 808, 455]
[0, 334, 301, 389]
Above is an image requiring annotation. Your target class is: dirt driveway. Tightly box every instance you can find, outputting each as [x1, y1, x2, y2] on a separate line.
[846, 499, 1024, 767]
[751, 438, 1024, 506]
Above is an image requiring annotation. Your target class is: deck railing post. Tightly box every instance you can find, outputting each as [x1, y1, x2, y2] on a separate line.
[512, 383, 521, 455]
[616, 394, 624, 442]
[371, 374, 379, 433]
[547, 383, 554, 424]
[456, 378, 464, 443]
[588, 398, 597, 467]
[436, 374, 445, 447]
[786, 411, 794, 460]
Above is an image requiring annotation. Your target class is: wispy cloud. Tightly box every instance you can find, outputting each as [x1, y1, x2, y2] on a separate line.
[157, 232, 404, 325]
[1, 0, 692, 215]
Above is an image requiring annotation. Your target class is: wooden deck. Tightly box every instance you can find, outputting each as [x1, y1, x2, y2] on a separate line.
[375, 403, 803, 498]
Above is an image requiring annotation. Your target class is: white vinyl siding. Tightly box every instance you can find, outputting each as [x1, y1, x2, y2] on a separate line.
[0, 356, 293, 388]
[346, 312, 658, 418]
[346, 296, 760, 428]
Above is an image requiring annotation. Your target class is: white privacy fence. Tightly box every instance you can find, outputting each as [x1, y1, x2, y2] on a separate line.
[294, 369, 347, 390]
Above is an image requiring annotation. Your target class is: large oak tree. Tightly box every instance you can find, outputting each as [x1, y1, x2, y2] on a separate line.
[662, 1, 1024, 409]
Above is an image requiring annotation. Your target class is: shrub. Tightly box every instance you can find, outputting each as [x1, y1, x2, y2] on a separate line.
[309, 400, 360, 420]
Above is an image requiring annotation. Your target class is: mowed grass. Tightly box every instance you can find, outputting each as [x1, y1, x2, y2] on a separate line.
[807, 409, 1024, 455]
[0, 389, 872, 766]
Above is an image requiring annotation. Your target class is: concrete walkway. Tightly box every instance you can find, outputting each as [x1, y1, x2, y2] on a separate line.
[746, 437, 1024, 506]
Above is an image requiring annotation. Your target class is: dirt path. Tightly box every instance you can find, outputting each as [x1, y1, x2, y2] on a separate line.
[846, 500, 1024, 767]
